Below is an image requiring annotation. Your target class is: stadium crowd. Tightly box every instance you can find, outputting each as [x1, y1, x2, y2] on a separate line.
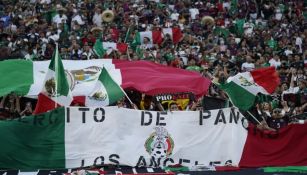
[0, 0, 306, 130]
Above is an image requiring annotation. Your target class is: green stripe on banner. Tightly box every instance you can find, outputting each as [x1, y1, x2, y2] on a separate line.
[99, 68, 124, 104]
[0, 107, 65, 170]
[263, 166, 307, 173]
[0, 60, 33, 97]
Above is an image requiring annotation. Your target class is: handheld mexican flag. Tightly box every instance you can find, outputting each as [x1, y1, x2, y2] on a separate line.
[218, 67, 280, 110]
[102, 42, 128, 54]
[138, 30, 163, 45]
[124, 26, 131, 43]
[229, 0, 238, 15]
[130, 31, 141, 51]
[135, 28, 183, 45]
[93, 33, 106, 58]
[135, 46, 144, 59]
[235, 19, 245, 37]
[162, 27, 183, 44]
[75, 67, 125, 107]
[33, 45, 73, 114]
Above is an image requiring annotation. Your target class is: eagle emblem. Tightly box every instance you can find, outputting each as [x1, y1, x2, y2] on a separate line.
[90, 91, 107, 101]
[238, 76, 256, 86]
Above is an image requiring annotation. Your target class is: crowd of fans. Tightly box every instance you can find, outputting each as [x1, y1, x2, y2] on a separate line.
[0, 0, 306, 130]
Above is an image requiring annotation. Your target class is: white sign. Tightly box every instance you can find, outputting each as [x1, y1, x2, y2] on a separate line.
[65, 107, 248, 168]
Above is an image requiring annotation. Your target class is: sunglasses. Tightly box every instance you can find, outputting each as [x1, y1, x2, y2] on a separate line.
[273, 110, 281, 114]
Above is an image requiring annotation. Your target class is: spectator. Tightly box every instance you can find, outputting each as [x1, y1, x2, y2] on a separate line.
[20, 102, 33, 116]
[241, 55, 255, 72]
[0, 93, 21, 119]
[267, 108, 289, 129]
[168, 102, 180, 112]
[52, 7, 68, 27]
[269, 55, 282, 68]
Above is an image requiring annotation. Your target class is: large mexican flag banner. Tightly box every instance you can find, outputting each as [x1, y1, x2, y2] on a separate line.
[1, 107, 307, 170]
[0, 59, 210, 98]
[0, 107, 246, 169]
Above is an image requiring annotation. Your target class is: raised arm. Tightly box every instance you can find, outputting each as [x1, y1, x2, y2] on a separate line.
[15, 95, 21, 113]
[0, 95, 8, 108]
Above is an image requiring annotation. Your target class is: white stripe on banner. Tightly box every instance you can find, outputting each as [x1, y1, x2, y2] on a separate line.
[65, 107, 248, 168]
[162, 28, 173, 40]
[140, 31, 153, 44]
[103, 42, 117, 50]
[18, 171, 39, 175]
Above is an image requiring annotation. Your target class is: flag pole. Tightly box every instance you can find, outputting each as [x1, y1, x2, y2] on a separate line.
[225, 91, 262, 125]
[55, 43, 59, 108]
[126, 45, 131, 61]
[124, 26, 130, 43]
[124, 26, 132, 61]
[246, 110, 261, 124]
[118, 85, 137, 110]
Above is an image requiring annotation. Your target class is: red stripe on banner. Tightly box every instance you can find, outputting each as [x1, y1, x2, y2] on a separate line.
[215, 166, 241, 171]
[33, 93, 61, 114]
[239, 124, 307, 167]
[152, 30, 163, 44]
[113, 60, 211, 97]
[250, 67, 280, 94]
[172, 28, 183, 44]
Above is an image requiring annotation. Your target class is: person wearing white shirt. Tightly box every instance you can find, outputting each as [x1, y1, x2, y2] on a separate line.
[286, 69, 306, 95]
[39, 0, 51, 4]
[71, 11, 85, 26]
[295, 36, 302, 46]
[52, 10, 68, 27]
[48, 33, 60, 42]
[284, 47, 293, 56]
[281, 82, 292, 99]
[241, 56, 255, 72]
[244, 21, 255, 37]
[275, 8, 283, 21]
[92, 8, 103, 27]
[269, 55, 281, 68]
[295, 35, 303, 53]
[170, 12, 179, 21]
[189, 8, 199, 20]
[223, 2, 230, 10]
